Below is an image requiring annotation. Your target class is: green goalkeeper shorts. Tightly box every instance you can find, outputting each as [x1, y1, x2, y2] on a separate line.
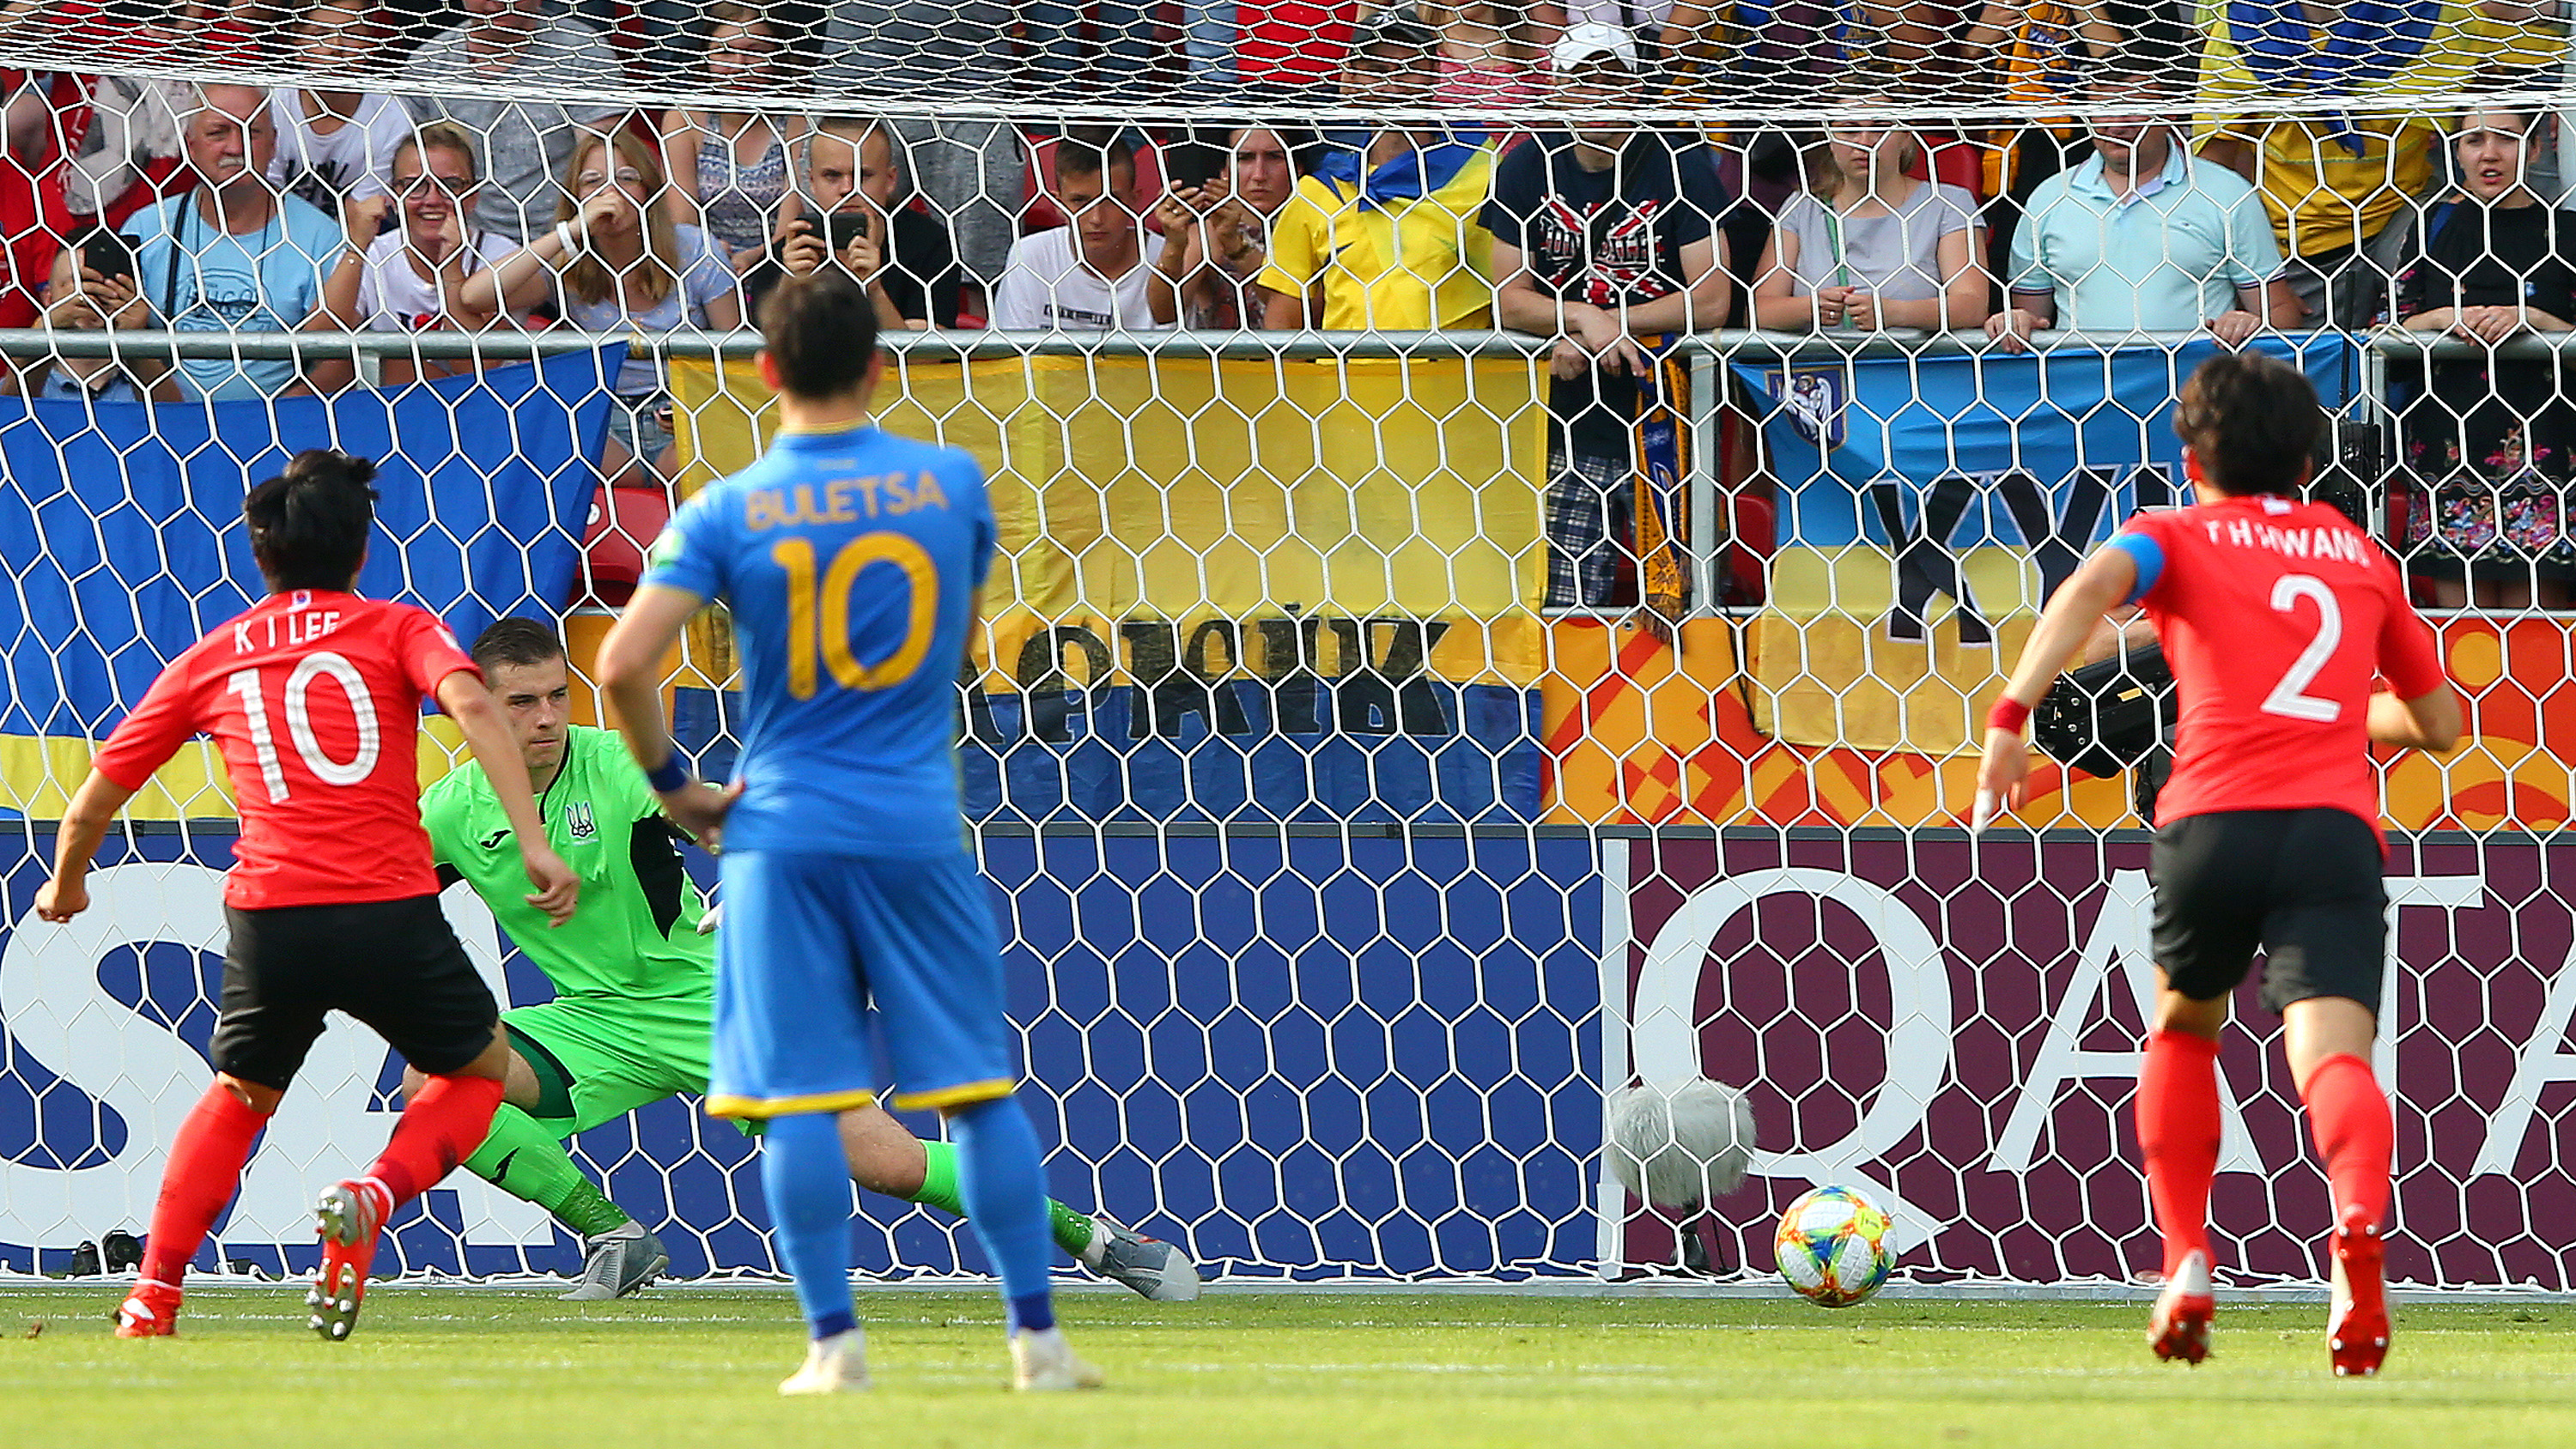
[501, 991, 715, 1137]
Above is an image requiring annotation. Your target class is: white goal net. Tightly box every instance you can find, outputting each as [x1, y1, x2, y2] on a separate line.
[3, 3, 2576, 1294]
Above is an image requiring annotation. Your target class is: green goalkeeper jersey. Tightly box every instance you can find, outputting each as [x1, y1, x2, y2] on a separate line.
[422, 724, 714, 1002]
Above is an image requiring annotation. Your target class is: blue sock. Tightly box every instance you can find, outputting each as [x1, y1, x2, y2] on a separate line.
[760, 1112, 857, 1340]
[949, 1095, 1057, 1333]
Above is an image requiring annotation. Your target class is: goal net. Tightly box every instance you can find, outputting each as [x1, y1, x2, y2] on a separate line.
[3, 7, 2576, 1294]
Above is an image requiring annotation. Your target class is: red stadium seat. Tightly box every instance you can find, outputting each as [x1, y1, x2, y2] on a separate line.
[580, 481, 672, 607]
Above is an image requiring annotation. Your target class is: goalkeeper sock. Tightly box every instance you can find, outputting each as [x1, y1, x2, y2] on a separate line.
[762, 1112, 859, 1340]
[140, 1084, 267, 1286]
[949, 1095, 1057, 1333]
[463, 1106, 636, 1240]
[2136, 1028, 2221, 1280]
[365, 1073, 504, 1207]
[2299, 1052, 2393, 1228]
[911, 1140, 1096, 1258]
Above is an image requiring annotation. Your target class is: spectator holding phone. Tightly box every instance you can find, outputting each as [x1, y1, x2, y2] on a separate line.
[1151, 125, 1302, 329]
[8, 227, 178, 402]
[457, 130, 741, 479]
[743, 116, 960, 330]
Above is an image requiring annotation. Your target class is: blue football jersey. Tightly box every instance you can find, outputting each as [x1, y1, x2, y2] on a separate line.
[641, 423, 994, 857]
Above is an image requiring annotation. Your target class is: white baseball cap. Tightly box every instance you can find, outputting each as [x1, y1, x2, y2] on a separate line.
[1550, 21, 1641, 73]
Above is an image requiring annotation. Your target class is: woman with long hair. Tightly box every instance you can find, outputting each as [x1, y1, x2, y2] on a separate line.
[659, 0, 799, 273]
[459, 129, 743, 478]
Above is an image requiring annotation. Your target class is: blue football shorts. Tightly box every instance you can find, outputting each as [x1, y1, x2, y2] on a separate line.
[704, 847, 1016, 1119]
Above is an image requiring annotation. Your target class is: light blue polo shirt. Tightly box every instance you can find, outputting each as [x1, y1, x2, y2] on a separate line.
[2008, 140, 2284, 332]
[121, 192, 349, 401]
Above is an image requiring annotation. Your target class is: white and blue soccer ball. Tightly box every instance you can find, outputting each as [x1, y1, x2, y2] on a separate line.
[1774, 1185, 1895, 1307]
[1605, 1077, 1755, 1210]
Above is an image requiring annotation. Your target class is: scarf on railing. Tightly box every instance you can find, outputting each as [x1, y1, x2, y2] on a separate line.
[1313, 139, 1484, 210]
[2225, 0, 2446, 155]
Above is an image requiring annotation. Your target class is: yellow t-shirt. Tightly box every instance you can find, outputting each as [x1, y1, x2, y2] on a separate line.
[1256, 148, 1498, 331]
[1984, 3, 2087, 198]
[2196, 1, 2563, 257]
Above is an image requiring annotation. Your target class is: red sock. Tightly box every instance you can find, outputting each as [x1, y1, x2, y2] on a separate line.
[2136, 1029, 2222, 1280]
[363, 1074, 504, 1208]
[2300, 1052, 2393, 1229]
[139, 1085, 268, 1287]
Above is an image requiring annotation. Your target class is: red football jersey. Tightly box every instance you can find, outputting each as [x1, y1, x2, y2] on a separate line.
[93, 591, 478, 908]
[2117, 495, 2447, 838]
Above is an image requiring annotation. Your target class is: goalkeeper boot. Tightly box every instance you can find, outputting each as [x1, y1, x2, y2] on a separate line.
[562, 1224, 669, 1301]
[113, 1278, 181, 1338]
[308, 1178, 391, 1343]
[1011, 1327, 1105, 1391]
[1084, 1217, 1201, 1302]
[778, 1327, 870, 1395]
[2148, 1248, 2214, 1366]
[2328, 1204, 2390, 1379]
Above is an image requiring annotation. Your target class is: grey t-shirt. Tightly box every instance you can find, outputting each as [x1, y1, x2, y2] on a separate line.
[1777, 180, 1983, 301]
[398, 16, 627, 244]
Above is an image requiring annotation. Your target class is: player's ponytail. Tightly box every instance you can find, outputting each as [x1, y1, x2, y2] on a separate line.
[244, 449, 382, 594]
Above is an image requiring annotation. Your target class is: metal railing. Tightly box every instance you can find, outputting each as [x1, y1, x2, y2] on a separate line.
[0, 325, 2561, 361]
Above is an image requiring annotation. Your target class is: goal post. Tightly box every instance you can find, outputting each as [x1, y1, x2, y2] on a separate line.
[5, 14, 2576, 1289]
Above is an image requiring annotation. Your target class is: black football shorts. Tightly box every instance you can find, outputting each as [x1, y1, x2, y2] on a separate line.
[211, 894, 500, 1088]
[2149, 808, 2387, 1016]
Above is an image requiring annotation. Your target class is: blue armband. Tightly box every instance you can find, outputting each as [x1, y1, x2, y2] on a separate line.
[2103, 532, 2164, 606]
[646, 755, 691, 794]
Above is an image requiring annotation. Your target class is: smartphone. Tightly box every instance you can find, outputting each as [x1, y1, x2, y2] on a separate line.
[1165, 140, 1228, 191]
[823, 209, 872, 255]
[80, 232, 136, 284]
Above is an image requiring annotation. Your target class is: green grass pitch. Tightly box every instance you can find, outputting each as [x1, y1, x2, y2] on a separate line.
[4, 1287, 2574, 1448]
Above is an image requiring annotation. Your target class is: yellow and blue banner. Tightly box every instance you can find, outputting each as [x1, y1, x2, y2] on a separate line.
[1733, 335, 2354, 754]
[671, 354, 1552, 822]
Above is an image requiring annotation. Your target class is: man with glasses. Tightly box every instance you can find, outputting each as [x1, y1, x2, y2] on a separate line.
[1985, 76, 2297, 353]
[118, 82, 353, 399]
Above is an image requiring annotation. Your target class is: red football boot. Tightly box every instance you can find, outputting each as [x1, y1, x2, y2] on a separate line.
[113, 1278, 181, 1338]
[2328, 1204, 2390, 1379]
[308, 1178, 392, 1343]
[2148, 1249, 2215, 1365]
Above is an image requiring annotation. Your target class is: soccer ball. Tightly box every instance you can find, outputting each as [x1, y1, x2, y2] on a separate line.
[1774, 1185, 1895, 1307]
[1605, 1077, 1754, 1210]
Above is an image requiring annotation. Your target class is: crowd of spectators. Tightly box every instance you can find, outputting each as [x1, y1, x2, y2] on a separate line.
[0, 0, 2566, 613]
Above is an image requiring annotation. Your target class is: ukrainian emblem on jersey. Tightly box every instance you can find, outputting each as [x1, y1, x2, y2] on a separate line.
[647, 524, 690, 570]
[566, 799, 597, 842]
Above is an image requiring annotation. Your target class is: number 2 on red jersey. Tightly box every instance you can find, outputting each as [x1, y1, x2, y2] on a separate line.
[222, 650, 384, 802]
[2260, 573, 2343, 724]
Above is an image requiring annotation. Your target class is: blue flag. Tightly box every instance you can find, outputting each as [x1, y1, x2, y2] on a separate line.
[0, 348, 621, 737]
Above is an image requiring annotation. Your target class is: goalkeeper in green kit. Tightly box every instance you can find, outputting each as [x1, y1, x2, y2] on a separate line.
[412, 618, 1201, 1302]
